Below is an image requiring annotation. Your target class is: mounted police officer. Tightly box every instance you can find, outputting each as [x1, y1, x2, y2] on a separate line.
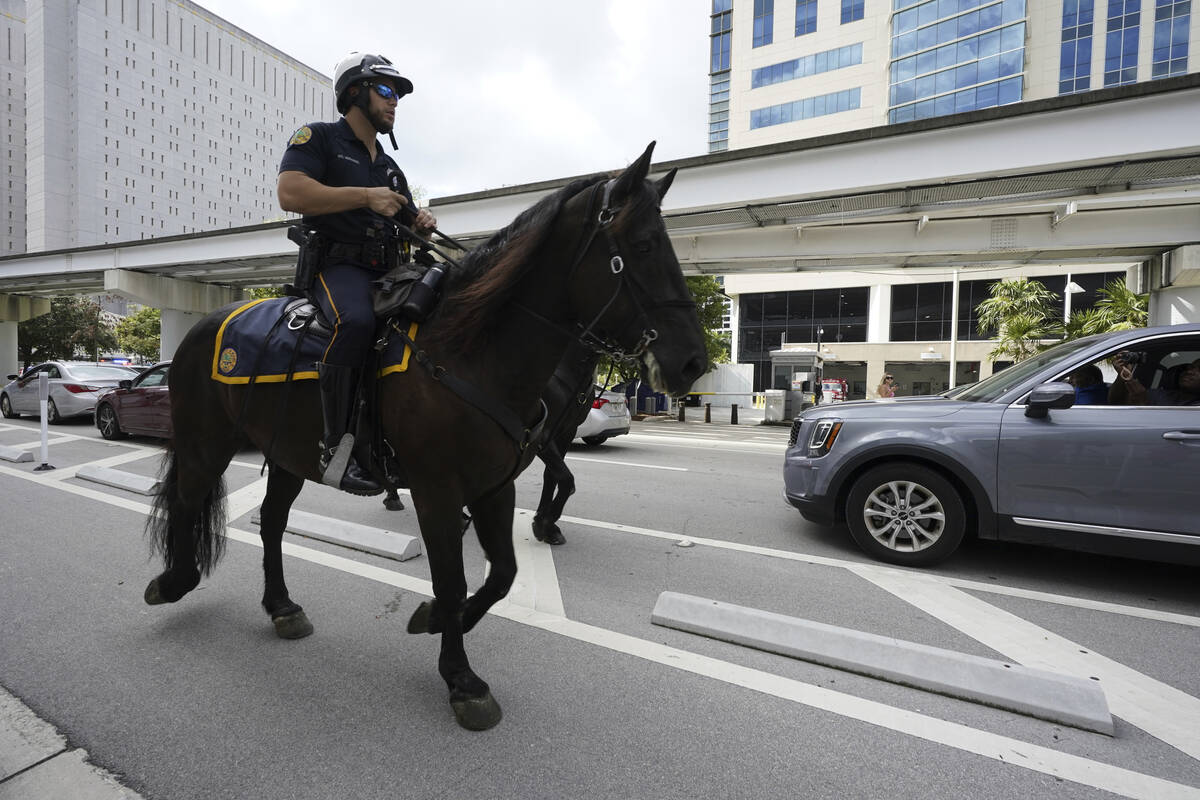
[277, 52, 436, 495]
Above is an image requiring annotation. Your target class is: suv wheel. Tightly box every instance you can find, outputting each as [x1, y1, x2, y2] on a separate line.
[846, 462, 966, 566]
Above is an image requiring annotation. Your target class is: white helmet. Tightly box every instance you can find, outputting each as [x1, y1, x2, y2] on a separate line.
[333, 52, 412, 114]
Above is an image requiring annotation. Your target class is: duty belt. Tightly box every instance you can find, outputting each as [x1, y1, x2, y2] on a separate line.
[326, 240, 408, 270]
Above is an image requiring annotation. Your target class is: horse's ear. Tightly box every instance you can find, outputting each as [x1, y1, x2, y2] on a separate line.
[653, 167, 677, 202]
[610, 141, 657, 205]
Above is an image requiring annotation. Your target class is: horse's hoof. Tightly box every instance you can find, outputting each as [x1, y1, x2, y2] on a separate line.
[407, 601, 433, 634]
[383, 495, 405, 511]
[533, 523, 566, 546]
[143, 578, 165, 605]
[272, 610, 314, 639]
[451, 691, 503, 731]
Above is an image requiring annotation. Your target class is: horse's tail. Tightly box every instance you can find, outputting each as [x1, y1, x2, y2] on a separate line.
[146, 442, 228, 576]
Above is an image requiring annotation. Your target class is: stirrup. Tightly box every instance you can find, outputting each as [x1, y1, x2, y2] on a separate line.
[321, 433, 355, 488]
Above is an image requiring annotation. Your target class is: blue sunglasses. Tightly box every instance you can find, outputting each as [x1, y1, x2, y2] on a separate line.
[367, 82, 401, 101]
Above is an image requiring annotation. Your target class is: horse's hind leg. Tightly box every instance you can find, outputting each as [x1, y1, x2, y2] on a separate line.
[531, 451, 572, 546]
[258, 464, 314, 639]
[145, 435, 237, 605]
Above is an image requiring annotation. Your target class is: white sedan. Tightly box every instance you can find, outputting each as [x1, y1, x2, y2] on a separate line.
[2, 361, 140, 422]
[574, 388, 631, 446]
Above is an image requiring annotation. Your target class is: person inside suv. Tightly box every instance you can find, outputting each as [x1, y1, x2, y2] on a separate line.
[1110, 355, 1200, 406]
[1066, 363, 1107, 405]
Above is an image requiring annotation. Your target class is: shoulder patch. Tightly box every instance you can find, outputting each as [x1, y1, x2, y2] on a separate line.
[288, 126, 313, 146]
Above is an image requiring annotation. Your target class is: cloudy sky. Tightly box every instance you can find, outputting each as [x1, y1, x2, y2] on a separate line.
[199, 0, 711, 200]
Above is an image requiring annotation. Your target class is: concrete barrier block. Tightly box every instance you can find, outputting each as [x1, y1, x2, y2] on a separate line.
[0, 445, 34, 463]
[651, 591, 1113, 735]
[75, 465, 160, 495]
[251, 509, 421, 562]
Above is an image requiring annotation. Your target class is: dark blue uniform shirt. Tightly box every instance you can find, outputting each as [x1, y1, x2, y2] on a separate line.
[278, 118, 414, 245]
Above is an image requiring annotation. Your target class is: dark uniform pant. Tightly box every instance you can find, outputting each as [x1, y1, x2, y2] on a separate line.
[314, 260, 379, 367]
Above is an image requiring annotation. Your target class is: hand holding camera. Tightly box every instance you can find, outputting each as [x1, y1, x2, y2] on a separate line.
[1112, 350, 1147, 382]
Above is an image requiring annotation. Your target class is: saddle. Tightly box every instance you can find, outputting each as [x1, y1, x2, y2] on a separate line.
[213, 293, 422, 492]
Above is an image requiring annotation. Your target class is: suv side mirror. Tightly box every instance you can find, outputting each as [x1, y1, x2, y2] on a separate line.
[1025, 381, 1076, 418]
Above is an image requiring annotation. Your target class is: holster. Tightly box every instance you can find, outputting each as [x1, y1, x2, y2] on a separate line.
[288, 225, 326, 294]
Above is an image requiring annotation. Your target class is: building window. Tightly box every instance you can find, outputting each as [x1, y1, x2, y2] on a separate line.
[752, 43, 863, 88]
[1151, 0, 1190, 78]
[754, 0, 775, 47]
[711, 1, 732, 72]
[750, 87, 861, 128]
[888, 0, 1028, 124]
[841, 0, 865, 23]
[1104, 0, 1141, 86]
[891, 282, 955, 342]
[796, 0, 818, 36]
[739, 288, 869, 390]
[1059, 0, 1095, 94]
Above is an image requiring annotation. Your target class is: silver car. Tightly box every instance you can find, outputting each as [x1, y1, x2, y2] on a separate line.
[784, 323, 1200, 566]
[574, 387, 632, 446]
[2, 361, 141, 423]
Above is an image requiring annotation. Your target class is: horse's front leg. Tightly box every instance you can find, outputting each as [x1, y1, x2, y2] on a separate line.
[408, 493, 502, 731]
[462, 483, 517, 633]
[258, 464, 313, 639]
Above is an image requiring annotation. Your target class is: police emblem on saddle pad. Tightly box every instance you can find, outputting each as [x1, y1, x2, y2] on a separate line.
[210, 297, 418, 384]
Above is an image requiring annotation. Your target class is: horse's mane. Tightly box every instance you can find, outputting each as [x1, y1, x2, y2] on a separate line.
[429, 173, 607, 353]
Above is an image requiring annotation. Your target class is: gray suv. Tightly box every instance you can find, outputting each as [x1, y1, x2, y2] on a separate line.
[783, 323, 1200, 566]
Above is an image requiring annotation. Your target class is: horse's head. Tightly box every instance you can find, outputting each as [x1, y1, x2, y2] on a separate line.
[567, 142, 707, 397]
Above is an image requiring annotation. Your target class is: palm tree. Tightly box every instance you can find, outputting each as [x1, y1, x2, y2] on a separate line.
[1060, 280, 1149, 341]
[974, 278, 1059, 362]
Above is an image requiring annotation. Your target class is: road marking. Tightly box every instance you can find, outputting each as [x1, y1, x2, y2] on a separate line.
[556, 512, 1200, 628]
[491, 512, 565, 617]
[625, 432, 786, 453]
[855, 568, 1200, 761]
[565, 455, 688, 471]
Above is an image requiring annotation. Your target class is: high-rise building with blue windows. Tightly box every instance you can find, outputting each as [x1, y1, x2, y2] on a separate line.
[710, 0, 1197, 152]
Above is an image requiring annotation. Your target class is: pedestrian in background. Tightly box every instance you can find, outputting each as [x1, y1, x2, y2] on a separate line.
[876, 374, 896, 399]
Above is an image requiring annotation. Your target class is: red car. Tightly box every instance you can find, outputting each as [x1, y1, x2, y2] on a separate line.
[94, 361, 172, 440]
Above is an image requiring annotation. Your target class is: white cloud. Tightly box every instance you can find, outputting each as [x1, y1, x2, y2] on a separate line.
[196, 0, 709, 198]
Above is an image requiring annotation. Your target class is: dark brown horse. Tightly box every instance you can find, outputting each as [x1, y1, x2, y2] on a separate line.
[142, 143, 707, 730]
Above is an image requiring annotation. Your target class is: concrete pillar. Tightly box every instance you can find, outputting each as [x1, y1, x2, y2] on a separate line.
[0, 294, 53, 378]
[161, 310, 207, 360]
[867, 284, 891, 342]
[0, 322, 17, 379]
[866, 358, 889, 398]
[103, 270, 246, 361]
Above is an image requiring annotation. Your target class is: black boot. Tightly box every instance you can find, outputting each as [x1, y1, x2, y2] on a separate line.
[317, 362, 382, 496]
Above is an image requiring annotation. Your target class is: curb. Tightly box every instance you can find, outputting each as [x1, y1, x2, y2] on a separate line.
[0, 687, 143, 800]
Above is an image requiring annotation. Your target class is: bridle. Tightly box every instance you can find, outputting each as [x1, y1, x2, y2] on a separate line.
[512, 178, 696, 364]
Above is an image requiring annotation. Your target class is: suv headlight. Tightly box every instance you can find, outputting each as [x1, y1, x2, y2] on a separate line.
[805, 419, 843, 457]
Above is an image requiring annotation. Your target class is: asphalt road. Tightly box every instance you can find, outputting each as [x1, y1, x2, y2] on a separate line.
[1, 413, 1198, 800]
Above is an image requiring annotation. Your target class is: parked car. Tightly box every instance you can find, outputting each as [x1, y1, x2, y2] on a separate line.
[94, 361, 172, 440]
[1, 362, 140, 423]
[784, 323, 1200, 566]
[574, 387, 631, 446]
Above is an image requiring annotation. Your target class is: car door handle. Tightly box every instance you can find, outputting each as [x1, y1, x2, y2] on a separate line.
[1162, 431, 1200, 441]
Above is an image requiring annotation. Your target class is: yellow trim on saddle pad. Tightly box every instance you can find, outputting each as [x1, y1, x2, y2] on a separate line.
[379, 321, 420, 377]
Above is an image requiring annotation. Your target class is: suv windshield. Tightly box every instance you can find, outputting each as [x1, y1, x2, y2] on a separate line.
[953, 337, 1101, 403]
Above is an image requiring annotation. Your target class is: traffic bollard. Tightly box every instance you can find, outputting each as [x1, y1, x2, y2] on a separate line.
[731, 403, 738, 425]
[704, 403, 711, 423]
[677, 403, 685, 422]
